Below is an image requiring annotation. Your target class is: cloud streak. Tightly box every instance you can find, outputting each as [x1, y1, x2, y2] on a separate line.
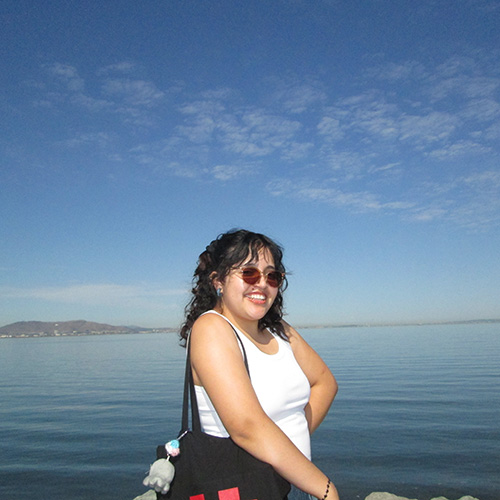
[0, 283, 186, 307]
[22, 50, 500, 229]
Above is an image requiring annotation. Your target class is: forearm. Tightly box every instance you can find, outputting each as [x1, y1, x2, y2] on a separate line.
[230, 417, 339, 499]
[306, 373, 338, 434]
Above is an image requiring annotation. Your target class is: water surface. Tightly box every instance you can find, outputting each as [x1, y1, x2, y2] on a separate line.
[1, 323, 498, 500]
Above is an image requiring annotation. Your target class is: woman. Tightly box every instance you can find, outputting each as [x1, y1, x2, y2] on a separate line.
[181, 229, 339, 500]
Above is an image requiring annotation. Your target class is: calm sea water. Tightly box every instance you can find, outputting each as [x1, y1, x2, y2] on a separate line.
[0, 324, 499, 500]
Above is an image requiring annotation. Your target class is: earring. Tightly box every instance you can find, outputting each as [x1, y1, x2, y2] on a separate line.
[216, 287, 223, 298]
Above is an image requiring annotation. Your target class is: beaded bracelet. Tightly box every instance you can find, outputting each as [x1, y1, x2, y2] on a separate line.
[321, 478, 331, 500]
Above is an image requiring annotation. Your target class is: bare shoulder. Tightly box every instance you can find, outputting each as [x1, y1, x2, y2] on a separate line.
[192, 311, 228, 332]
[190, 312, 249, 388]
[190, 312, 240, 353]
[281, 319, 306, 346]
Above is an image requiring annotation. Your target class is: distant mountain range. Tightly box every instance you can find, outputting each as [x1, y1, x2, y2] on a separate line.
[0, 320, 175, 338]
[1, 318, 498, 339]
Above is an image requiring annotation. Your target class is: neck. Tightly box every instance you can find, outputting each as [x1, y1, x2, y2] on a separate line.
[214, 306, 263, 339]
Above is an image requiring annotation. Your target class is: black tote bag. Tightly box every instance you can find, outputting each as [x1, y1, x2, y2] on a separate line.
[156, 327, 290, 500]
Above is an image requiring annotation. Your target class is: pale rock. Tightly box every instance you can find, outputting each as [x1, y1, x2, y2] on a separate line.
[133, 490, 156, 500]
[365, 493, 418, 500]
[365, 493, 480, 500]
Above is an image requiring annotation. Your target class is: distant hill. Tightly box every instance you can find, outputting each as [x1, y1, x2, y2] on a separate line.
[0, 320, 140, 337]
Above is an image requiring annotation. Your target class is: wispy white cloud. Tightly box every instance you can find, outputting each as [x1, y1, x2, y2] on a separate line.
[281, 141, 315, 161]
[59, 132, 114, 149]
[177, 93, 305, 157]
[461, 98, 500, 123]
[410, 206, 449, 222]
[319, 150, 367, 178]
[128, 89, 311, 180]
[35, 61, 170, 127]
[268, 79, 327, 114]
[370, 162, 401, 174]
[0, 283, 186, 307]
[366, 60, 428, 83]
[219, 109, 303, 157]
[211, 164, 253, 181]
[177, 110, 218, 143]
[24, 52, 500, 228]
[45, 63, 85, 92]
[330, 91, 401, 141]
[429, 74, 499, 102]
[317, 116, 344, 141]
[484, 121, 500, 140]
[129, 139, 203, 178]
[399, 111, 459, 145]
[101, 78, 165, 107]
[325, 90, 461, 149]
[461, 169, 500, 191]
[267, 163, 500, 229]
[405, 170, 500, 228]
[428, 140, 492, 160]
[97, 61, 137, 75]
[266, 178, 416, 213]
[71, 93, 112, 112]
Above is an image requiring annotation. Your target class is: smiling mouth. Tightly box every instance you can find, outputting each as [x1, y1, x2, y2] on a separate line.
[246, 293, 267, 303]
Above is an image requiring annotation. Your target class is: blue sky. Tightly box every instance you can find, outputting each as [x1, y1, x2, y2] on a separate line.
[1, 0, 499, 328]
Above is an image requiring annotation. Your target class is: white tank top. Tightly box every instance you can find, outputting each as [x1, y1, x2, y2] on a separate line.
[194, 311, 312, 459]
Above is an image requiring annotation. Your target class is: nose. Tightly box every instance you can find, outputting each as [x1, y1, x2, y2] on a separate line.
[255, 269, 272, 287]
[255, 273, 267, 286]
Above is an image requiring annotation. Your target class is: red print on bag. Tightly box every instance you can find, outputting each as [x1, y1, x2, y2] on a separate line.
[189, 487, 257, 500]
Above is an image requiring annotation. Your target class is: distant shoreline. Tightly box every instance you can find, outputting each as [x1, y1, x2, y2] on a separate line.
[0, 319, 178, 339]
[297, 318, 500, 330]
[0, 328, 178, 339]
[1, 318, 498, 339]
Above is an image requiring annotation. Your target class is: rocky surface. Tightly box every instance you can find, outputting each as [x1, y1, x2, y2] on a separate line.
[133, 490, 480, 500]
[134, 491, 156, 500]
[365, 493, 479, 500]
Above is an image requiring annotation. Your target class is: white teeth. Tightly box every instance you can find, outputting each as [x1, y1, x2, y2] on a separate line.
[248, 294, 266, 300]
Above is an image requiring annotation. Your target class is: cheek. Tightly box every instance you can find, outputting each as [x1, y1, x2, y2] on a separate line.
[269, 288, 279, 303]
[224, 277, 247, 296]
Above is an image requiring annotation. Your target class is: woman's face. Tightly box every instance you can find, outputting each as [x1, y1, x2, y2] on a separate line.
[216, 247, 279, 328]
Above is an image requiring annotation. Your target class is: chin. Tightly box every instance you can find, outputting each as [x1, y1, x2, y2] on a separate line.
[247, 304, 271, 319]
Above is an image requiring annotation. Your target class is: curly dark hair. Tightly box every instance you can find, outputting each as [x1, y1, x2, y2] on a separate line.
[179, 229, 288, 345]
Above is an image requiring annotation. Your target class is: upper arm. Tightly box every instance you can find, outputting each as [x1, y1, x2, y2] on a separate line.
[283, 321, 337, 395]
[189, 314, 269, 438]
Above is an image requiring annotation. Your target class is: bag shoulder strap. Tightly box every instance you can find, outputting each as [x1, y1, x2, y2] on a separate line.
[182, 319, 249, 433]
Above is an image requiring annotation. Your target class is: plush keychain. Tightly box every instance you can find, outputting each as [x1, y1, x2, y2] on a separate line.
[143, 439, 181, 494]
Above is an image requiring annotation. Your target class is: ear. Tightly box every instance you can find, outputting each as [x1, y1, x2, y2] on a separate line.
[210, 271, 223, 291]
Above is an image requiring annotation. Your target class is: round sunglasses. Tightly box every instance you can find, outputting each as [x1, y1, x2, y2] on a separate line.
[233, 266, 285, 288]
